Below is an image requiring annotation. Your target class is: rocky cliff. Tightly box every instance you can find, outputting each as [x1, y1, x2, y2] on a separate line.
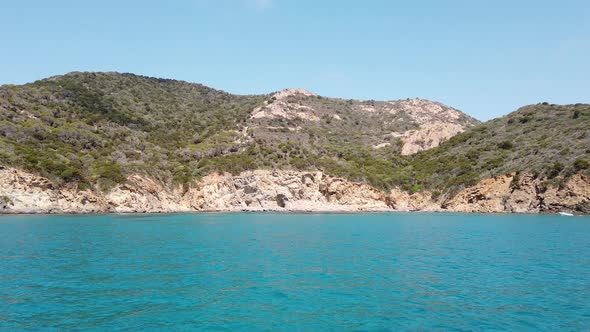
[387, 172, 590, 214]
[444, 173, 590, 214]
[1, 167, 588, 214]
[0, 167, 390, 214]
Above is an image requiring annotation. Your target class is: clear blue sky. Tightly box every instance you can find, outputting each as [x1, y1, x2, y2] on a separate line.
[1, 0, 588, 120]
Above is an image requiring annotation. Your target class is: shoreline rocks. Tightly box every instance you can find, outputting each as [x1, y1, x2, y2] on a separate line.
[1, 167, 588, 215]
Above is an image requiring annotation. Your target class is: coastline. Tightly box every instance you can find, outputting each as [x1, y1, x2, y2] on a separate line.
[2, 210, 587, 216]
[1, 205, 587, 217]
[2, 167, 589, 216]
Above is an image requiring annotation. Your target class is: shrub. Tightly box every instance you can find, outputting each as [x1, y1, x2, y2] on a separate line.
[59, 168, 76, 181]
[519, 116, 533, 124]
[548, 162, 564, 178]
[410, 184, 422, 193]
[510, 172, 521, 190]
[1, 195, 13, 206]
[498, 141, 514, 150]
[465, 150, 479, 161]
[573, 110, 580, 119]
[573, 158, 589, 171]
[94, 162, 126, 184]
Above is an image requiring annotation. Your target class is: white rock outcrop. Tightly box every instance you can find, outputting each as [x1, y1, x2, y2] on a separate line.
[250, 89, 320, 121]
[1, 167, 588, 214]
[0, 168, 390, 214]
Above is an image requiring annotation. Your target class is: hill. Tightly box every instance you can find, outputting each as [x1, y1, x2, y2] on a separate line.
[0, 72, 588, 214]
[0, 72, 477, 191]
[410, 103, 590, 196]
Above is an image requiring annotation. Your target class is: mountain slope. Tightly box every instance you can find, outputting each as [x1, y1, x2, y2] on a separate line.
[408, 103, 590, 196]
[0, 72, 266, 188]
[247, 88, 478, 156]
[1, 71, 588, 215]
[0, 72, 477, 191]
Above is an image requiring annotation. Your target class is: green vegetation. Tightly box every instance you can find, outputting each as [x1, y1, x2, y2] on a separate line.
[408, 103, 590, 192]
[574, 158, 589, 171]
[1, 195, 13, 206]
[0, 72, 265, 188]
[1, 72, 588, 197]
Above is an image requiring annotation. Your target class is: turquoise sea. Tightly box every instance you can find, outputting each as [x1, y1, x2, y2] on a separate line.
[0, 213, 589, 331]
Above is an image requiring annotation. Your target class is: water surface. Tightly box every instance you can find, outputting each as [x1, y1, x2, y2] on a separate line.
[0, 213, 589, 330]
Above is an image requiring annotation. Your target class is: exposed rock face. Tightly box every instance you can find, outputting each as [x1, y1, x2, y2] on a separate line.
[386, 99, 477, 155]
[188, 170, 389, 211]
[444, 173, 590, 214]
[504, 174, 542, 213]
[543, 174, 590, 213]
[391, 98, 465, 121]
[250, 89, 320, 121]
[249, 93, 478, 155]
[399, 122, 465, 155]
[445, 175, 515, 213]
[273, 88, 318, 100]
[1, 167, 588, 214]
[0, 168, 105, 213]
[104, 175, 192, 213]
[388, 188, 440, 212]
[0, 168, 390, 214]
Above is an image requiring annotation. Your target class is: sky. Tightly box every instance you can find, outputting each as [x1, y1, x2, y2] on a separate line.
[0, 0, 588, 120]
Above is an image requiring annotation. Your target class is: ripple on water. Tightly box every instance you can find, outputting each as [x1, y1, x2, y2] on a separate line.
[0, 212, 589, 330]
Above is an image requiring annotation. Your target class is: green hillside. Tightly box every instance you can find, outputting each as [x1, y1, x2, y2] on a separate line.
[0, 72, 588, 196]
[0, 72, 265, 189]
[410, 103, 590, 194]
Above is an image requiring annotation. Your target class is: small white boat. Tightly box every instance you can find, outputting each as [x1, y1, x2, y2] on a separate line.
[559, 212, 574, 216]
